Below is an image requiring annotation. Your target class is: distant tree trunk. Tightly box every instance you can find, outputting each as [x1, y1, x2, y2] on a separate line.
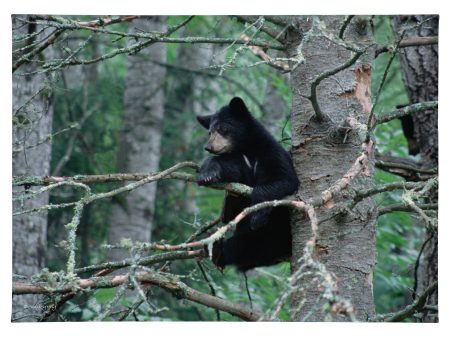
[394, 15, 438, 322]
[167, 39, 219, 216]
[46, 37, 100, 269]
[286, 16, 377, 321]
[108, 16, 167, 260]
[153, 36, 223, 245]
[262, 55, 290, 139]
[12, 16, 54, 321]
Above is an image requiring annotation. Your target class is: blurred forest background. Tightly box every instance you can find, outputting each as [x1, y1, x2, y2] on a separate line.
[12, 15, 438, 322]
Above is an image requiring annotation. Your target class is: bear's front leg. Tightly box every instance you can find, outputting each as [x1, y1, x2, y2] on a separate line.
[197, 157, 222, 186]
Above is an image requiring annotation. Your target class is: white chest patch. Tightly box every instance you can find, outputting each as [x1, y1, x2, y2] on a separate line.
[243, 154, 252, 169]
[243, 154, 258, 175]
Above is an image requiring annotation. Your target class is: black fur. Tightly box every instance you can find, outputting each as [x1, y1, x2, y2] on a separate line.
[197, 97, 299, 272]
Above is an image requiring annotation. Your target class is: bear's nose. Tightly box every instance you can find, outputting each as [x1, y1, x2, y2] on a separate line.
[204, 144, 213, 152]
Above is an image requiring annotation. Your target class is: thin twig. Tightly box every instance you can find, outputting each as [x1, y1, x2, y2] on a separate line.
[375, 36, 438, 57]
[412, 234, 434, 300]
[378, 203, 437, 216]
[74, 250, 204, 275]
[13, 29, 64, 73]
[375, 101, 438, 125]
[196, 261, 221, 321]
[368, 30, 407, 129]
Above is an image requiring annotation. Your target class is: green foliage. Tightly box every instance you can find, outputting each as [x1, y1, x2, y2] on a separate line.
[94, 288, 117, 304]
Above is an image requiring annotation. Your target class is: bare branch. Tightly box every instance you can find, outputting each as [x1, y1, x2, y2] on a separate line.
[12, 28, 64, 73]
[413, 234, 435, 300]
[351, 180, 429, 207]
[375, 152, 437, 181]
[17, 33, 283, 74]
[378, 203, 437, 216]
[30, 15, 138, 29]
[375, 36, 438, 57]
[196, 261, 221, 320]
[13, 173, 253, 198]
[375, 101, 438, 125]
[13, 271, 263, 321]
[74, 250, 204, 275]
[234, 16, 284, 42]
[368, 30, 407, 129]
[15, 15, 283, 75]
[12, 122, 80, 153]
[13, 15, 140, 73]
[240, 33, 289, 71]
[402, 178, 438, 229]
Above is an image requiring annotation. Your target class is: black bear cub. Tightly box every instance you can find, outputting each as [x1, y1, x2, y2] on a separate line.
[197, 97, 299, 272]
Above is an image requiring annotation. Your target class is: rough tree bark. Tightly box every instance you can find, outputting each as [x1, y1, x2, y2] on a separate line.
[108, 16, 167, 260]
[285, 16, 377, 321]
[393, 15, 438, 322]
[12, 16, 54, 321]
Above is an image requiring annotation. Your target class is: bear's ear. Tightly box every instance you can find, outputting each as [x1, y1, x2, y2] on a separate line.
[197, 114, 212, 129]
[229, 97, 249, 116]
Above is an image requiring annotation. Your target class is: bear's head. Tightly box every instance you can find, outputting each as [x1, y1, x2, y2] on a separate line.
[197, 97, 252, 155]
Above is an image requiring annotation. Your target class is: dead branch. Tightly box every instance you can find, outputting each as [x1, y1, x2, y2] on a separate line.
[74, 250, 204, 275]
[30, 15, 139, 29]
[402, 178, 438, 229]
[12, 122, 80, 153]
[13, 271, 263, 321]
[13, 15, 140, 73]
[13, 172, 253, 198]
[240, 33, 289, 71]
[368, 29, 407, 128]
[375, 36, 438, 57]
[12, 28, 64, 73]
[351, 179, 429, 207]
[378, 203, 437, 216]
[234, 16, 285, 41]
[375, 152, 437, 181]
[15, 15, 283, 75]
[375, 101, 438, 126]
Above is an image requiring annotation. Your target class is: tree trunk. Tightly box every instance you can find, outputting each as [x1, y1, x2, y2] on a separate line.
[12, 16, 54, 321]
[108, 16, 167, 260]
[262, 53, 290, 139]
[394, 15, 438, 322]
[286, 16, 377, 321]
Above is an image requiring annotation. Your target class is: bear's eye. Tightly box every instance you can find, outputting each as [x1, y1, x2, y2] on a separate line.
[217, 126, 227, 134]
